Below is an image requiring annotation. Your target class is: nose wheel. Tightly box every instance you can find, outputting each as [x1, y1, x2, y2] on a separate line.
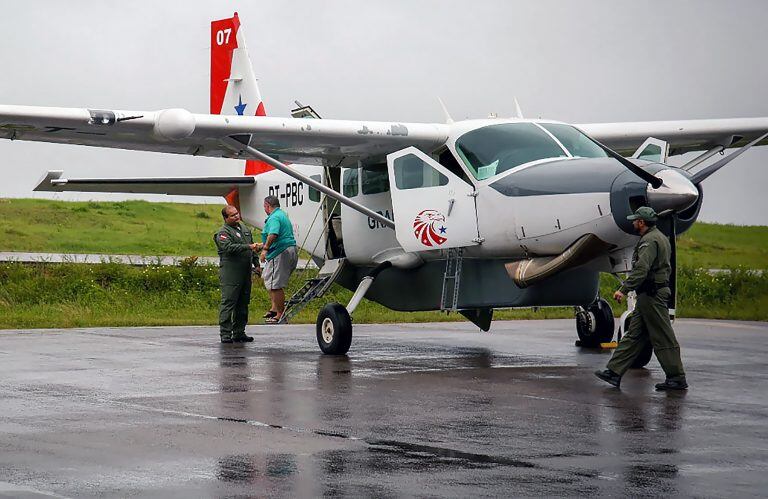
[575, 298, 615, 347]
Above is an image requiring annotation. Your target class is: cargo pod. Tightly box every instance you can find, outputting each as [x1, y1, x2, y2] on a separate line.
[386, 147, 480, 253]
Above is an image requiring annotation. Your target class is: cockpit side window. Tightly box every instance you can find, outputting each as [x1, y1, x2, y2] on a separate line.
[455, 123, 568, 180]
[539, 123, 608, 159]
[393, 154, 448, 190]
[434, 147, 473, 186]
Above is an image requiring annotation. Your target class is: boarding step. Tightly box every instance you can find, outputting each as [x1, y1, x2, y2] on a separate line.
[278, 258, 346, 324]
[440, 247, 463, 311]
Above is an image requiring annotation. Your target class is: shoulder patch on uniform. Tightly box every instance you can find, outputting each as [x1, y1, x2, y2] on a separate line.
[219, 233, 228, 240]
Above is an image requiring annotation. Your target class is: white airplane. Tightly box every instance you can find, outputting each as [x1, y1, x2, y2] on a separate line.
[3, 13, 767, 358]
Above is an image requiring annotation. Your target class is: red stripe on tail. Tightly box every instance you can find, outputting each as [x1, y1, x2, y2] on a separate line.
[255, 101, 266, 117]
[245, 100, 273, 174]
[210, 13, 241, 114]
[225, 188, 240, 212]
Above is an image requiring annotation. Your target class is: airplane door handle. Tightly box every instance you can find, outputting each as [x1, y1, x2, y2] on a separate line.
[447, 198, 455, 216]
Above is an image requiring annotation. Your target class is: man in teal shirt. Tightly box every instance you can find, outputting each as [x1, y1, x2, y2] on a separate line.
[257, 195, 298, 322]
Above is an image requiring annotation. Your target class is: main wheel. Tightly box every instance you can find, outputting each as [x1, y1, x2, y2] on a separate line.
[575, 298, 615, 347]
[316, 303, 353, 355]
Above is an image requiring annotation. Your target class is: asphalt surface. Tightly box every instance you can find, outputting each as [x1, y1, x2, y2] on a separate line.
[0, 319, 766, 498]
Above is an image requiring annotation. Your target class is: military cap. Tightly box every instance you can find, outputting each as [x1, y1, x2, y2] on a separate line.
[627, 206, 658, 222]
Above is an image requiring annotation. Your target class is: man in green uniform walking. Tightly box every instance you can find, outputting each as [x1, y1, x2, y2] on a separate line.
[214, 205, 259, 343]
[595, 206, 688, 390]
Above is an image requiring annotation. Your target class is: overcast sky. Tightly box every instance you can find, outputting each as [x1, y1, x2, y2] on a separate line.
[1, 0, 766, 225]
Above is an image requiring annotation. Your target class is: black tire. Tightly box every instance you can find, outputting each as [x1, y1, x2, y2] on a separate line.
[630, 343, 654, 368]
[316, 303, 353, 355]
[576, 298, 615, 347]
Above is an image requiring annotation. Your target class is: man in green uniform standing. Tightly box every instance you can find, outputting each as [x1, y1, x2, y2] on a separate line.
[214, 205, 258, 343]
[256, 196, 298, 323]
[595, 206, 688, 390]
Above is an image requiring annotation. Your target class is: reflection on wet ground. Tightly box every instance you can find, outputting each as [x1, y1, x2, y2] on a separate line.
[0, 319, 767, 496]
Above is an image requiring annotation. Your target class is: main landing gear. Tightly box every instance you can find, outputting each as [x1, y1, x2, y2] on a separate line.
[315, 261, 392, 355]
[316, 303, 353, 355]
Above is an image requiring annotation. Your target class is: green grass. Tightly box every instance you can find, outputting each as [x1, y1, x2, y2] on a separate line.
[1, 198, 767, 269]
[677, 223, 768, 269]
[0, 198, 766, 328]
[0, 199, 223, 256]
[1, 262, 766, 329]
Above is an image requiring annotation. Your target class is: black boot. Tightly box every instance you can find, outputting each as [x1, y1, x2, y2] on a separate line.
[220, 337, 234, 344]
[594, 369, 622, 388]
[233, 335, 254, 343]
[655, 376, 688, 391]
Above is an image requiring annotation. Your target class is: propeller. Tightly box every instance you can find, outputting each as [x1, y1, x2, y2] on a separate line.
[590, 138, 664, 189]
[654, 132, 768, 320]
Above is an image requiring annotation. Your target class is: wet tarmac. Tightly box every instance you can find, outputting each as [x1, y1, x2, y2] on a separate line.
[0, 319, 766, 497]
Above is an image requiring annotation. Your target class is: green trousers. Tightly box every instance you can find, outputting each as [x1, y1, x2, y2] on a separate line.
[607, 288, 685, 378]
[218, 277, 251, 340]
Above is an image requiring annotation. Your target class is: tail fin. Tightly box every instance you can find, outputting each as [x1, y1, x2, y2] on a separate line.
[211, 13, 272, 176]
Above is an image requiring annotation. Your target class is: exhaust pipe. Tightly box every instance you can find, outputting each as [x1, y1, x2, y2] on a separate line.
[505, 234, 614, 288]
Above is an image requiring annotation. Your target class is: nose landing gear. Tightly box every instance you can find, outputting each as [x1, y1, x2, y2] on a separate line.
[575, 298, 615, 347]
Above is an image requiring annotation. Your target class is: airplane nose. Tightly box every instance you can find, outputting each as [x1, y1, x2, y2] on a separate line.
[646, 169, 699, 213]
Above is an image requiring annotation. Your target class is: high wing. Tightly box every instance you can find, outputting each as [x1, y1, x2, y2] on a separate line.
[34, 170, 255, 197]
[0, 105, 449, 166]
[578, 118, 768, 155]
[3, 105, 767, 164]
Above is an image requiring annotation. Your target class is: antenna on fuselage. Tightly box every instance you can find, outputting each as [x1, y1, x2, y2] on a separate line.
[437, 97, 454, 124]
[513, 97, 524, 119]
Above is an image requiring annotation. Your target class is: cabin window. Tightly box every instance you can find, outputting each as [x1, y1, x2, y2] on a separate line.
[361, 166, 390, 195]
[342, 168, 358, 197]
[393, 154, 448, 190]
[455, 123, 568, 180]
[308, 175, 321, 202]
[538, 123, 608, 159]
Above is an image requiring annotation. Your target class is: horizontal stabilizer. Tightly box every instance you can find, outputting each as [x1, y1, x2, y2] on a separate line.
[34, 170, 255, 197]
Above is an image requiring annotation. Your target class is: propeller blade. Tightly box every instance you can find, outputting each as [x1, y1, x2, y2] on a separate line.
[690, 131, 768, 184]
[590, 138, 664, 189]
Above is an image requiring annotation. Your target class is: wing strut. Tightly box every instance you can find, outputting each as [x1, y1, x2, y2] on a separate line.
[690, 131, 768, 184]
[680, 145, 725, 171]
[221, 135, 395, 229]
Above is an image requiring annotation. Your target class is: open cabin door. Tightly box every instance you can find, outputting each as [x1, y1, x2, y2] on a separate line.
[386, 147, 480, 252]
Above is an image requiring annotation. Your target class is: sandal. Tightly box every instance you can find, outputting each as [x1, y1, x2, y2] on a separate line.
[263, 310, 277, 319]
[265, 316, 281, 324]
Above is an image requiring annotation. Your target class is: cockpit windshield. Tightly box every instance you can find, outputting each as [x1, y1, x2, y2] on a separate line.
[454, 122, 608, 181]
[455, 123, 568, 180]
[539, 123, 608, 160]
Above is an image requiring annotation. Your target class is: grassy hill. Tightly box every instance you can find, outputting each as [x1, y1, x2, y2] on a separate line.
[0, 198, 765, 328]
[0, 198, 223, 256]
